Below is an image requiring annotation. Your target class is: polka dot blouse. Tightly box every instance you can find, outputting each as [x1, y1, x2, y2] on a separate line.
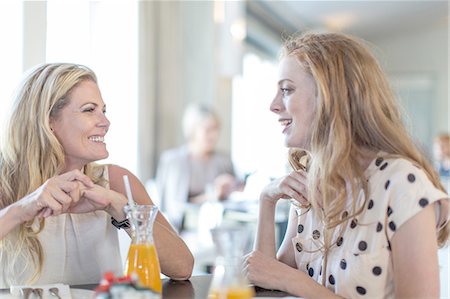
[292, 154, 449, 298]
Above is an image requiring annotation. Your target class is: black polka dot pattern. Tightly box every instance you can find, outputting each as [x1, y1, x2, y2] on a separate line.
[358, 241, 367, 251]
[328, 274, 335, 285]
[298, 224, 304, 233]
[340, 259, 347, 270]
[419, 198, 429, 207]
[296, 242, 303, 252]
[407, 173, 416, 182]
[375, 157, 383, 166]
[376, 222, 383, 232]
[312, 230, 320, 239]
[389, 221, 396, 231]
[356, 286, 367, 295]
[289, 156, 442, 297]
[387, 206, 393, 216]
[372, 266, 382, 276]
[341, 210, 348, 219]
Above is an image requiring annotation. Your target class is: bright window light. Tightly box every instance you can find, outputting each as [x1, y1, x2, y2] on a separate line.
[232, 53, 288, 192]
[46, 0, 138, 174]
[0, 1, 23, 132]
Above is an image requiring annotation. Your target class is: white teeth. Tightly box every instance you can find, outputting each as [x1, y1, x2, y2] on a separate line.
[89, 136, 104, 142]
[280, 120, 292, 126]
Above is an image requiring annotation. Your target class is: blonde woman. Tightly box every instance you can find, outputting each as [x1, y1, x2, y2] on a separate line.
[245, 32, 449, 298]
[0, 63, 193, 287]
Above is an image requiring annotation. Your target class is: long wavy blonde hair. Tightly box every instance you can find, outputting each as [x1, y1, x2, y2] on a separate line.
[282, 32, 448, 247]
[0, 63, 106, 284]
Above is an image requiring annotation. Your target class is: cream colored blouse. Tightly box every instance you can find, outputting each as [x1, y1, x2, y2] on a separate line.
[292, 155, 449, 298]
[0, 165, 123, 287]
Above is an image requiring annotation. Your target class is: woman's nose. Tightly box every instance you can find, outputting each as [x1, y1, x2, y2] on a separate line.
[270, 93, 283, 113]
[98, 113, 110, 129]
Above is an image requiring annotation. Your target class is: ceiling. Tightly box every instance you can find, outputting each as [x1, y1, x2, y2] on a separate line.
[246, 0, 449, 55]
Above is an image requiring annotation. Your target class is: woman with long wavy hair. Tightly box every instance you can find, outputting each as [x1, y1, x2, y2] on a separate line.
[245, 32, 449, 298]
[0, 63, 193, 287]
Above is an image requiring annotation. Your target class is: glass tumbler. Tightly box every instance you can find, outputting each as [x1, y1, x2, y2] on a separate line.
[208, 226, 255, 299]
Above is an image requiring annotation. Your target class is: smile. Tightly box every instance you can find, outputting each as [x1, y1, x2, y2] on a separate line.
[279, 118, 292, 134]
[88, 136, 105, 143]
[279, 119, 292, 127]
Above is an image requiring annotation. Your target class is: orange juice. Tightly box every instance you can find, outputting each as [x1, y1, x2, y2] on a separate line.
[208, 286, 255, 299]
[125, 243, 162, 293]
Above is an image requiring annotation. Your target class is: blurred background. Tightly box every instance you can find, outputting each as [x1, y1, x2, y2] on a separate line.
[0, 0, 448, 291]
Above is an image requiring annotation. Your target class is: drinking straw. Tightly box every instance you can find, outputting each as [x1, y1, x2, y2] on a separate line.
[123, 175, 135, 207]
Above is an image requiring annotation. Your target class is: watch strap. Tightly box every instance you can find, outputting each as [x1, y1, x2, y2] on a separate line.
[111, 217, 131, 229]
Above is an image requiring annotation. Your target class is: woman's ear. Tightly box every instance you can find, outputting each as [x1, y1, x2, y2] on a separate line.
[49, 118, 55, 131]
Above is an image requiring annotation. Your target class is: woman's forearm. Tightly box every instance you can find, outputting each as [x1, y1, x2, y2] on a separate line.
[0, 204, 23, 239]
[153, 218, 194, 280]
[254, 196, 278, 257]
[282, 266, 343, 299]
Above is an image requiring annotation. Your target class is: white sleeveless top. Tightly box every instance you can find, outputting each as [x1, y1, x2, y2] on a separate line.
[0, 165, 123, 287]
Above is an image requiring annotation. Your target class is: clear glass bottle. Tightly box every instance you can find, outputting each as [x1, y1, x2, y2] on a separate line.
[208, 226, 255, 299]
[124, 205, 162, 295]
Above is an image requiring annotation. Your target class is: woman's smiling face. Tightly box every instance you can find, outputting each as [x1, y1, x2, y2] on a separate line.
[270, 55, 317, 149]
[50, 80, 110, 171]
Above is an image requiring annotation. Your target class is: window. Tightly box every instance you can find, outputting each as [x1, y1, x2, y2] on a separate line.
[46, 0, 139, 174]
[231, 53, 288, 196]
[0, 1, 23, 133]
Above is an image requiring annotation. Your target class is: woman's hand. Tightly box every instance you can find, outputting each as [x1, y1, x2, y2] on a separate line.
[70, 185, 128, 220]
[261, 170, 309, 206]
[16, 169, 94, 222]
[244, 250, 293, 291]
[214, 173, 237, 200]
[244, 250, 343, 299]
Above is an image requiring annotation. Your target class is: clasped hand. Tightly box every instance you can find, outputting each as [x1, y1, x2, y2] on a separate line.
[17, 169, 123, 223]
[261, 169, 309, 206]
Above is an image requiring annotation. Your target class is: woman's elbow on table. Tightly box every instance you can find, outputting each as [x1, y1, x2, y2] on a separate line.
[165, 253, 194, 281]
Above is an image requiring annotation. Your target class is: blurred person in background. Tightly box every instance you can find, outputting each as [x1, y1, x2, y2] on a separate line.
[433, 133, 450, 177]
[156, 103, 243, 232]
[0, 63, 193, 287]
[433, 133, 450, 192]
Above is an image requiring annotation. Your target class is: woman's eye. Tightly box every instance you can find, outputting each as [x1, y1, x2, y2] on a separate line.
[83, 107, 95, 112]
[280, 88, 291, 96]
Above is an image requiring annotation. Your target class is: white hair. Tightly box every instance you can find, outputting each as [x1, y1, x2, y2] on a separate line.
[182, 103, 219, 140]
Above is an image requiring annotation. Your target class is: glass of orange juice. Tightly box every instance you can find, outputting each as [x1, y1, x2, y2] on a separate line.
[208, 226, 255, 299]
[124, 205, 162, 294]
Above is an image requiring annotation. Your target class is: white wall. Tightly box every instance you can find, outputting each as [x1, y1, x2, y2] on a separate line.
[373, 23, 449, 148]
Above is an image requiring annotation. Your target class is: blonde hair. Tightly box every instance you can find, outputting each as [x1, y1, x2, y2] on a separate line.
[0, 63, 106, 284]
[281, 32, 448, 249]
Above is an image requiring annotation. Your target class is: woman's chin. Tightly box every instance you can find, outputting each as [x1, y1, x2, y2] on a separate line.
[92, 152, 109, 162]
